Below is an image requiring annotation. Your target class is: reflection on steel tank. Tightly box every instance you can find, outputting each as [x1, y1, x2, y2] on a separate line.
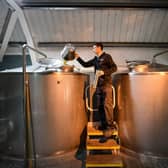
[113, 71, 168, 167]
[0, 72, 89, 158]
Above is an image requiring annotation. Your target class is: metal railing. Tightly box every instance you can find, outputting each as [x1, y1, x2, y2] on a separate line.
[85, 84, 116, 112]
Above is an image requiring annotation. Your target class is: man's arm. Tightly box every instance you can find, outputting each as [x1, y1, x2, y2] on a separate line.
[77, 57, 95, 67]
[75, 52, 95, 67]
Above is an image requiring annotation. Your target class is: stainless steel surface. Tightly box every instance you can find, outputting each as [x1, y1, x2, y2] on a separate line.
[114, 72, 168, 157]
[60, 44, 75, 61]
[38, 58, 61, 65]
[126, 60, 150, 72]
[152, 49, 168, 63]
[60, 65, 74, 72]
[23, 44, 42, 167]
[45, 65, 79, 72]
[29, 72, 88, 155]
[0, 73, 24, 155]
[0, 118, 13, 146]
[0, 149, 83, 168]
[126, 49, 168, 72]
[0, 72, 89, 157]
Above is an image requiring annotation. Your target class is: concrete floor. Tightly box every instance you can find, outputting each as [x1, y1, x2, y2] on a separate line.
[121, 152, 168, 168]
[0, 148, 86, 168]
[1, 149, 168, 168]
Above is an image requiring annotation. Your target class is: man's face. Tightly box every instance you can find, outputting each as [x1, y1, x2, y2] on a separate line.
[92, 45, 101, 55]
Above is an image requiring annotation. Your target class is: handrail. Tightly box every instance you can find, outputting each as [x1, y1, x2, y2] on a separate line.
[23, 44, 47, 58]
[85, 84, 116, 112]
[85, 85, 98, 112]
[112, 85, 116, 109]
[22, 44, 48, 80]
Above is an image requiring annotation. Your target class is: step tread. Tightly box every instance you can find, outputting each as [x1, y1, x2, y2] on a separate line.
[87, 139, 120, 150]
[86, 154, 123, 167]
[87, 122, 118, 136]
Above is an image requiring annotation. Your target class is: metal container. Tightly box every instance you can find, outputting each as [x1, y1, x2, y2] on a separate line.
[0, 72, 89, 157]
[60, 43, 76, 61]
[113, 71, 168, 166]
[126, 49, 168, 73]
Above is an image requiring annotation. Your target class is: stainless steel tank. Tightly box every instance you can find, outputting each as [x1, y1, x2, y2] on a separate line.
[0, 72, 89, 157]
[113, 71, 168, 167]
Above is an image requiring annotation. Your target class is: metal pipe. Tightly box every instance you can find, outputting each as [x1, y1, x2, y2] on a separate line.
[152, 49, 168, 64]
[22, 44, 40, 168]
[22, 44, 47, 59]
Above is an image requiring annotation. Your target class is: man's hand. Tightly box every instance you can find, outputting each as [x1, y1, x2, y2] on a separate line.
[74, 52, 80, 59]
[96, 70, 104, 77]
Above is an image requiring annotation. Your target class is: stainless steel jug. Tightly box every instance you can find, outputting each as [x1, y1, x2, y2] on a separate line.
[60, 44, 75, 61]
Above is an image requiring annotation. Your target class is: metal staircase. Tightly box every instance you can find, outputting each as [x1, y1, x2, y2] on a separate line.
[86, 122, 123, 168]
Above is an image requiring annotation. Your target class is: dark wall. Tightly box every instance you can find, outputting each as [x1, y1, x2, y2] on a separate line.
[0, 55, 32, 71]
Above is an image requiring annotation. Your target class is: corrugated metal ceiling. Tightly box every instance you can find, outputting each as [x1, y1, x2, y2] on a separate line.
[1, 1, 168, 46]
[22, 8, 168, 43]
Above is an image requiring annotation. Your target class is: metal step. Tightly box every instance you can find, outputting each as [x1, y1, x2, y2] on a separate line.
[87, 139, 120, 151]
[86, 154, 123, 167]
[87, 122, 118, 136]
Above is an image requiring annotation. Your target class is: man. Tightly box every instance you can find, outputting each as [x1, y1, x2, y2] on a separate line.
[75, 43, 117, 143]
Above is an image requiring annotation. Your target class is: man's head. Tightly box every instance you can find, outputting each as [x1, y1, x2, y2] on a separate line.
[92, 43, 103, 56]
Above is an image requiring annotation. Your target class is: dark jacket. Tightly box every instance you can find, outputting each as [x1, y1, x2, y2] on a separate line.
[77, 52, 117, 86]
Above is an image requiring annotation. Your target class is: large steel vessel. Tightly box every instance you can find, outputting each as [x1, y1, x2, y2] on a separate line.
[0, 72, 89, 158]
[113, 71, 168, 167]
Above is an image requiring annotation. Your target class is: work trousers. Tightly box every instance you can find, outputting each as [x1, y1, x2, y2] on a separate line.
[96, 84, 113, 128]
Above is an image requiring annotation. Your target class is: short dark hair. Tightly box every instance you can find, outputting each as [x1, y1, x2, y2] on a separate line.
[94, 43, 103, 50]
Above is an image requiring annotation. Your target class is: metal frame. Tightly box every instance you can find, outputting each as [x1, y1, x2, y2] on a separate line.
[0, 9, 13, 43]
[0, 11, 17, 61]
[16, 0, 168, 8]
[2, 0, 37, 64]
[38, 42, 168, 48]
